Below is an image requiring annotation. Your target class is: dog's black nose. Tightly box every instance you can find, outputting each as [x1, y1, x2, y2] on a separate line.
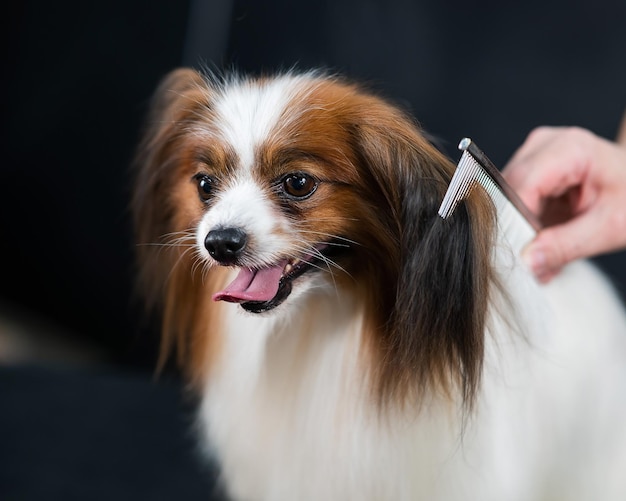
[204, 227, 248, 264]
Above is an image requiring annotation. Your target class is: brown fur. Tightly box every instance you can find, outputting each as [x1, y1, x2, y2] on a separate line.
[132, 68, 498, 408]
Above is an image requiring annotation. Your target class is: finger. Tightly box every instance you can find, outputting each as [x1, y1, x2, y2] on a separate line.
[503, 128, 567, 213]
[504, 128, 593, 214]
[535, 268, 561, 284]
[522, 210, 602, 277]
[503, 127, 557, 195]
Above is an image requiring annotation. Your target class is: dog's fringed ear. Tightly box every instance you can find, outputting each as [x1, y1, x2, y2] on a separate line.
[130, 68, 215, 377]
[131, 68, 206, 311]
[351, 98, 497, 410]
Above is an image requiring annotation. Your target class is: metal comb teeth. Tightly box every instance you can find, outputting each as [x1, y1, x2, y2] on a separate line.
[438, 138, 541, 232]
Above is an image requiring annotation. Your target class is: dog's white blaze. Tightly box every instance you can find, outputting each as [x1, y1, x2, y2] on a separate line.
[196, 74, 317, 266]
[196, 177, 290, 265]
[213, 75, 305, 172]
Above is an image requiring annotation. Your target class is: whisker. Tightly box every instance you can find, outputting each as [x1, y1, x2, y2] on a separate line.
[288, 244, 345, 295]
[297, 230, 361, 247]
[160, 229, 197, 241]
[317, 241, 350, 248]
[138, 230, 198, 250]
[289, 243, 353, 280]
[165, 245, 198, 284]
[137, 242, 196, 248]
[190, 255, 203, 277]
[295, 216, 360, 223]
[199, 258, 213, 285]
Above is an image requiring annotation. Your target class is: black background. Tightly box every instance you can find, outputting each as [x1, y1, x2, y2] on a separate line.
[3, 0, 626, 370]
[2, 1, 626, 499]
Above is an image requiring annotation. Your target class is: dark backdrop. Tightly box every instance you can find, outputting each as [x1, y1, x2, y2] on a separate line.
[2, 1, 626, 499]
[3, 0, 626, 369]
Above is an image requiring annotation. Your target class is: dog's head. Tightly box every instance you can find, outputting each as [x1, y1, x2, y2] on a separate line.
[132, 68, 497, 408]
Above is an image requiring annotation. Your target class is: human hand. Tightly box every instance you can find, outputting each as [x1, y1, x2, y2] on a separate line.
[503, 125, 626, 283]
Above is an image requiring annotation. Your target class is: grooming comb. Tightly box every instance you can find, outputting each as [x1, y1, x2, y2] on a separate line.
[438, 138, 541, 253]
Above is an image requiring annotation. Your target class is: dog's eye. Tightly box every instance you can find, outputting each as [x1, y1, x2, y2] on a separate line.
[193, 174, 214, 201]
[281, 173, 317, 199]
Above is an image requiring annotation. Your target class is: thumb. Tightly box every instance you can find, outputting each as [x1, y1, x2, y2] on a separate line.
[522, 214, 598, 281]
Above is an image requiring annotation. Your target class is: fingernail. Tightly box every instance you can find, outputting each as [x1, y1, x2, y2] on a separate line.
[522, 244, 548, 278]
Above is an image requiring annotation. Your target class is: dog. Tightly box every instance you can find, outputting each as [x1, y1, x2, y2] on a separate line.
[132, 68, 626, 500]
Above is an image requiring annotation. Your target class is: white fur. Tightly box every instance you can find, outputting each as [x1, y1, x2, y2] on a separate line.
[195, 75, 316, 270]
[196, 177, 291, 268]
[189, 76, 626, 500]
[198, 253, 626, 501]
[212, 74, 312, 172]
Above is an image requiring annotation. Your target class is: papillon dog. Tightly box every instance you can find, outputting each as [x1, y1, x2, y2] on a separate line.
[132, 68, 626, 500]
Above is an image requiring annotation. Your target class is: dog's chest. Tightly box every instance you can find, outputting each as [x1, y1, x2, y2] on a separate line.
[195, 297, 459, 500]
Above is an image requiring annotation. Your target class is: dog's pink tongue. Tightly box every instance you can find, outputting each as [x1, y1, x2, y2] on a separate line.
[212, 263, 286, 303]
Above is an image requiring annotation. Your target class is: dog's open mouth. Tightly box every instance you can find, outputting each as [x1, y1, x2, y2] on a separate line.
[212, 244, 337, 313]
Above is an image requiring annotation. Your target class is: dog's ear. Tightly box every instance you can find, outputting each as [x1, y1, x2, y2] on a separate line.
[131, 68, 206, 310]
[350, 96, 497, 410]
[131, 68, 216, 375]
